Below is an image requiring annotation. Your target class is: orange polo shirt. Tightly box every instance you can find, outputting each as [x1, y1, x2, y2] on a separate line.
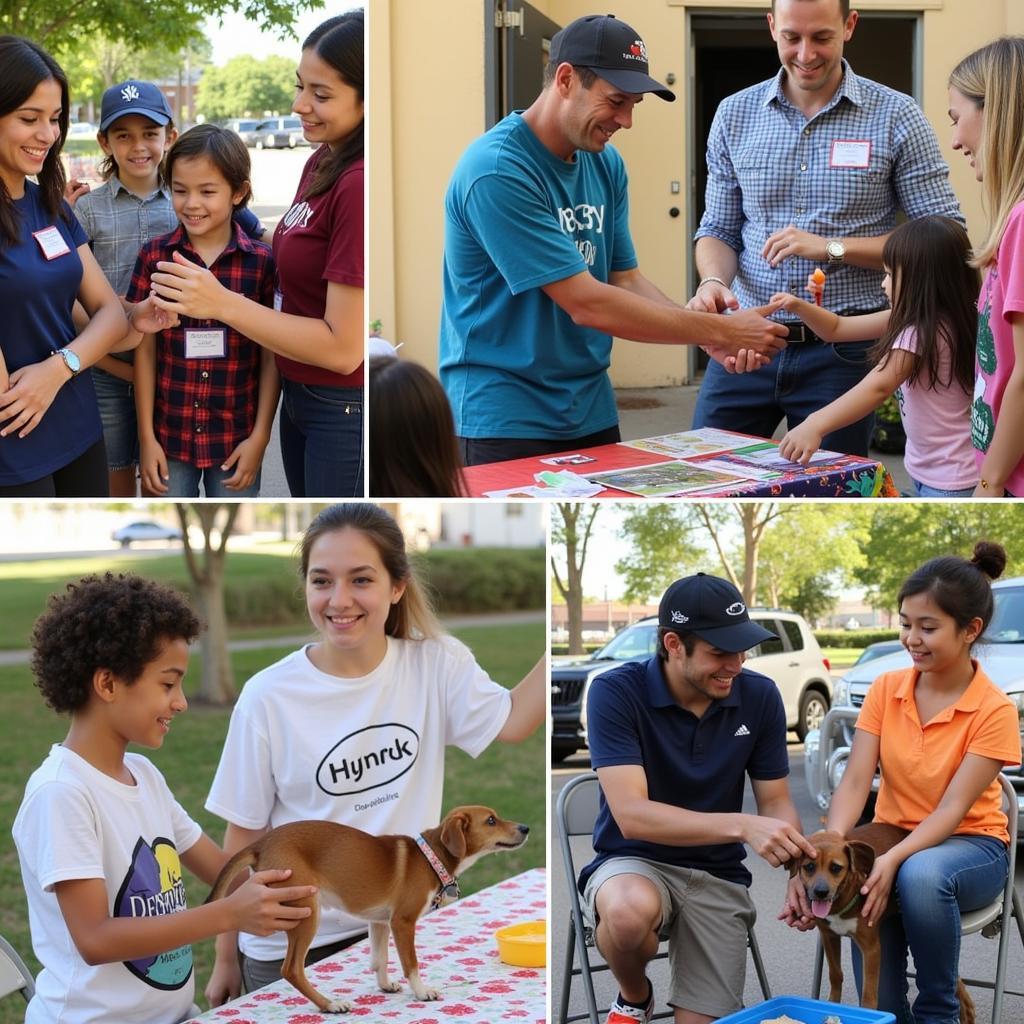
[856, 664, 1021, 843]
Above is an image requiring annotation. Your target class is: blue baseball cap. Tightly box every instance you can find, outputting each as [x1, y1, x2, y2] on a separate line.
[659, 573, 777, 653]
[99, 80, 173, 131]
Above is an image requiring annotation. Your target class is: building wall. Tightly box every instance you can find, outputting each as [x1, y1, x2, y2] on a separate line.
[371, 0, 1022, 385]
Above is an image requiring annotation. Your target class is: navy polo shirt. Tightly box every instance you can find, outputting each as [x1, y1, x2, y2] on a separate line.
[579, 656, 790, 891]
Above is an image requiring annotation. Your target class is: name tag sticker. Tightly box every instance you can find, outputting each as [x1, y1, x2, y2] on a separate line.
[33, 226, 71, 260]
[830, 140, 872, 169]
[185, 328, 227, 359]
[273, 290, 283, 312]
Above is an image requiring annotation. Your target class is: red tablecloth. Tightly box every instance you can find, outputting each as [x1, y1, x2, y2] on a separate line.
[188, 868, 546, 1024]
[463, 433, 898, 499]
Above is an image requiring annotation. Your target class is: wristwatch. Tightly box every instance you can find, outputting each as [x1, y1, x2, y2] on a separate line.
[825, 239, 846, 264]
[53, 347, 82, 377]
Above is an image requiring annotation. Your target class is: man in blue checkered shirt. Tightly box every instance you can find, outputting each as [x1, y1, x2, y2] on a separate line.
[690, 0, 963, 457]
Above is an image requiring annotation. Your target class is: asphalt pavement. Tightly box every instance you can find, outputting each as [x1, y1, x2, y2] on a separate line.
[550, 743, 1024, 1023]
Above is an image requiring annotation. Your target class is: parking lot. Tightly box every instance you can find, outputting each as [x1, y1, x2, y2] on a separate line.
[550, 744, 1024, 1023]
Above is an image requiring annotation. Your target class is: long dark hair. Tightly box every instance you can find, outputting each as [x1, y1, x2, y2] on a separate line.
[0, 36, 69, 247]
[301, 9, 363, 201]
[871, 215, 979, 393]
[368, 356, 467, 497]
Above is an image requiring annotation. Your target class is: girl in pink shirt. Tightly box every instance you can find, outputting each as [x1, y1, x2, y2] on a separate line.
[772, 215, 978, 496]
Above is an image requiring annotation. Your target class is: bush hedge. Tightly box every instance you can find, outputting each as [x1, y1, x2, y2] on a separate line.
[815, 629, 899, 649]
[414, 546, 545, 613]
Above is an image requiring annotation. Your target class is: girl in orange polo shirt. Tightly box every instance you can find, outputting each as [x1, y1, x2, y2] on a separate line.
[822, 541, 1021, 1024]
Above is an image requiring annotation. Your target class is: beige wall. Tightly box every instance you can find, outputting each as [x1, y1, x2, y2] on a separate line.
[370, 0, 1022, 384]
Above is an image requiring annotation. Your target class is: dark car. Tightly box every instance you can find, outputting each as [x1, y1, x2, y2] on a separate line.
[222, 118, 262, 145]
[252, 116, 307, 149]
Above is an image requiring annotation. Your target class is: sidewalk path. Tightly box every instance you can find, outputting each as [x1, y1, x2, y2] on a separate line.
[0, 610, 546, 666]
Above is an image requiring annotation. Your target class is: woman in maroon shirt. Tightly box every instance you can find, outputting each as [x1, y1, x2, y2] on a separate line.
[148, 11, 364, 496]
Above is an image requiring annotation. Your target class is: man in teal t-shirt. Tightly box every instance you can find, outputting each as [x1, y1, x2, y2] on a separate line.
[439, 13, 789, 466]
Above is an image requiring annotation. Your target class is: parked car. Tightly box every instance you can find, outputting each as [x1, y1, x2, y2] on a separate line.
[551, 609, 832, 763]
[251, 116, 306, 149]
[222, 118, 262, 144]
[804, 576, 1024, 820]
[67, 121, 97, 139]
[849, 639, 904, 669]
[111, 520, 183, 548]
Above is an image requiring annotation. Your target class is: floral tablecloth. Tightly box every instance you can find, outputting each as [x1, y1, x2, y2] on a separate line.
[188, 868, 546, 1024]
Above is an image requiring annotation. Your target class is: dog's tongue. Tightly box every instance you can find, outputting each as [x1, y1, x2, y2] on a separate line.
[811, 899, 833, 918]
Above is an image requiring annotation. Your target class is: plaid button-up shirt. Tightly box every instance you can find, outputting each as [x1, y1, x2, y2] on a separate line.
[125, 222, 275, 467]
[73, 177, 179, 296]
[696, 61, 963, 315]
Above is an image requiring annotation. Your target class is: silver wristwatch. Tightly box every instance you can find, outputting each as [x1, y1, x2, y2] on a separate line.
[825, 239, 846, 264]
[53, 347, 82, 377]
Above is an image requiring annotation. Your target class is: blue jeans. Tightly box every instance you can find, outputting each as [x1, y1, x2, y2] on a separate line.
[279, 379, 363, 497]
[850, 835, 1008, 1024]
[164, 459, 261, 498]
[911, 478, 975, 498]
[93, 367, 138, 470]
[693, 339, 875, 457]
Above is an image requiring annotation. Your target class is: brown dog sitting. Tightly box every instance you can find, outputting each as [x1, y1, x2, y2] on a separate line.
[207, 805, 529, 1013]
[791, 824, 975, 1023]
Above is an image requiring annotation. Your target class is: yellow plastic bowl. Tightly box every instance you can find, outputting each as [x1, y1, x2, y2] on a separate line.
[495, 919, 546, 967]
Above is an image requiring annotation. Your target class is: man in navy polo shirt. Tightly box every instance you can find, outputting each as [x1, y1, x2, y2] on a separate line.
[579, 573, 816, 1024]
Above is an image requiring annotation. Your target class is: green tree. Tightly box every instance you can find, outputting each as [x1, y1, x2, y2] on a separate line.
[3, 0, 320, 53]
[551, 503, 600, 656]
[856, 504, 1024, 614]
[196, 54, 296, 120]
[613, 503, 706, 603]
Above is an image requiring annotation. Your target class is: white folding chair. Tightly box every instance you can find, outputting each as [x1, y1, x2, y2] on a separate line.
[811, 772, 1024, 1023]
[0, 934, 35, 1002]
[556, 771, 772, 1024]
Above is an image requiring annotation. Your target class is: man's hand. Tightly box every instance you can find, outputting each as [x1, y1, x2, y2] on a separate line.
[714, 301, 788, 357]
[703, 347, 772, 374]
[742, 815, 818, 869]
[687, 279, 739, 314]
[763, 226, 827, 268]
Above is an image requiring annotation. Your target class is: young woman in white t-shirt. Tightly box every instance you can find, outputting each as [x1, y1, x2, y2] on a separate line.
[204, 502, 545, 1005]
[772, 215, 979, 497]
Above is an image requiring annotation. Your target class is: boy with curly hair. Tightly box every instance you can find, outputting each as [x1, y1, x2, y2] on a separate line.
[12, 573, 316, 1024]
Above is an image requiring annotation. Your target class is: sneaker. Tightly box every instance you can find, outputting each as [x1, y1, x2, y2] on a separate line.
[605, 982, 655, 1024]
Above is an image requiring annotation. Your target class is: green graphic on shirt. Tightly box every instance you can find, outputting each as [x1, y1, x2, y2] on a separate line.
[972, 395, 995, 452]
[977, 306, 997, 376]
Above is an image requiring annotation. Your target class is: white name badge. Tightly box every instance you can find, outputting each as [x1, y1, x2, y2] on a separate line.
[185, 328, 227, 359]
[830, 140, 872, 169]
[273, 290, 283, 312]
[33, 226, 71, 260]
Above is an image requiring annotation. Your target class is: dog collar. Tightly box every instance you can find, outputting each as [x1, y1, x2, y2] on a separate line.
[416, 834, 461, 909]
[835, 891, 864, 917]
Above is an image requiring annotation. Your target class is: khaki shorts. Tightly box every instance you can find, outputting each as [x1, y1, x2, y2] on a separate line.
[582, 857, 755, 1018]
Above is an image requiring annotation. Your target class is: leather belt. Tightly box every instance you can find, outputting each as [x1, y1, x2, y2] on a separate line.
[780, 308, 888, 344]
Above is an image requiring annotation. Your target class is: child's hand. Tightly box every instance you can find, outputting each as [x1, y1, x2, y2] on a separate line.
[221, 434, 268, 491]
[64, 179, 90, 206]
[770, 291, 804, 313]
[205, 958, 243, 1007]
[130, 296, 179, 335]
[140, 437, 170, 495]
[224, 868, 317, 937]
[778, 421, 824, 465]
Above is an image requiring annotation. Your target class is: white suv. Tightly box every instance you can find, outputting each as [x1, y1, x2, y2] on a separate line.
[551, 609, 832, 762]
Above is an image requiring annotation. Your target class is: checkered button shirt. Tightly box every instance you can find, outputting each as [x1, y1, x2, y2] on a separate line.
[695, 61, 963, 314]
[125, 222, 275, 467]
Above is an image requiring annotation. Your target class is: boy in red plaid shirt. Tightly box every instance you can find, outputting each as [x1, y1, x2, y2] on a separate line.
[124, 125, 278, 496]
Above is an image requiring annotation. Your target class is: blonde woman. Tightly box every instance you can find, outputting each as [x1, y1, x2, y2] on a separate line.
[949, 37, 1024, 496]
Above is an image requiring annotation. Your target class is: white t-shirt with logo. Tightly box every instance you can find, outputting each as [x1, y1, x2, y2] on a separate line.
[205, 635, 512, 960]
[13, 745, 202, 1024]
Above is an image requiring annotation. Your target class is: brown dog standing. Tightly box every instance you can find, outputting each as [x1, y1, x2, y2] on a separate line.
[791, 825, 975, 1023]
[208, 805, 529, 1013]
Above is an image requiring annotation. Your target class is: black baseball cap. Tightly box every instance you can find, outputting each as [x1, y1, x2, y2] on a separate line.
[100, 80, 173, 132]
[658, 573, 777, 653]
[548, 14, 676, 101]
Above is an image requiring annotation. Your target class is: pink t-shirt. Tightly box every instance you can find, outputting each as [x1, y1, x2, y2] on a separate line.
[973, 199, 1024, 495]
[892, 325, 976, 490]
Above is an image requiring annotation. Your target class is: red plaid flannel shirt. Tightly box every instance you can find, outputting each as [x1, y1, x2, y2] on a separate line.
[126, 222, 275, 467]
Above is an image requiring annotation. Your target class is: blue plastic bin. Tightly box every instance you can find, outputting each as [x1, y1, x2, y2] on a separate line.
[717, 995, 896, 1024]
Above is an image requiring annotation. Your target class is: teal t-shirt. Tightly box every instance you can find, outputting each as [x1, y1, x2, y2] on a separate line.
[439, 112, 638, 440]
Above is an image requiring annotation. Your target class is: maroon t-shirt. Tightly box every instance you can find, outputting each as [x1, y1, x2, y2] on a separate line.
[272, 149, 363, 387]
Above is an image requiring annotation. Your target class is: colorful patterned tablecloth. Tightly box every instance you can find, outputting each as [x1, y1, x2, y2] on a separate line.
[463, 432, 898, 499]
[188, 868, 546, 1024]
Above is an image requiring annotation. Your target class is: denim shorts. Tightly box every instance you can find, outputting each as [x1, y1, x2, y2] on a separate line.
[92, 367, 138, 470]
[910, 478, 976, 498]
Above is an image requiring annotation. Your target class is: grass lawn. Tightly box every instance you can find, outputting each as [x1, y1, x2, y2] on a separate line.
[821, 646, 865, 670]
[0, 622, 544, 1022]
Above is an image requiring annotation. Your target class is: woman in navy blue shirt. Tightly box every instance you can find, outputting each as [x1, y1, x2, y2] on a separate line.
[0, 37, 165, 496]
